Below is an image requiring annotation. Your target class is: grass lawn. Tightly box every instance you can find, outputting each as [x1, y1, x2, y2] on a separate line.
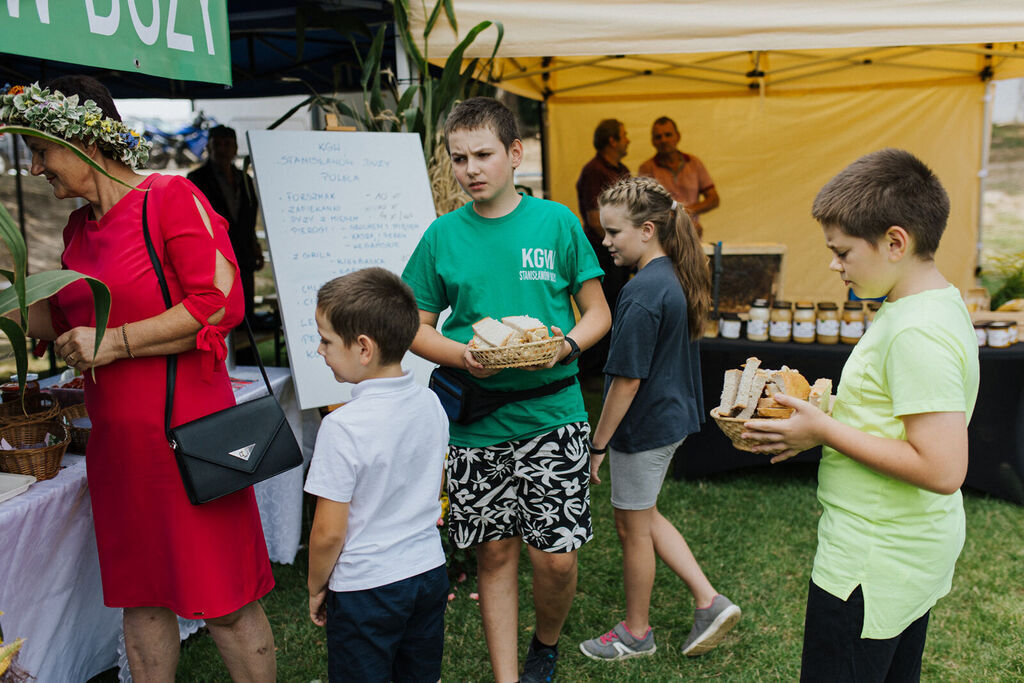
[91, 390, 1024, 682]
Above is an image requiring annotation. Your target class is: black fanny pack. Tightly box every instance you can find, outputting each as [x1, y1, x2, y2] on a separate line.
[428, 366, 577, 425]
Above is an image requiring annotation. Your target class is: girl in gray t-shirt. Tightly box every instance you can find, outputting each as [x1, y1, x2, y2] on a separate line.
[579, 176, 742, 662]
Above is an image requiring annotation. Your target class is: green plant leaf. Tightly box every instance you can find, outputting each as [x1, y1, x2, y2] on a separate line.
[2, 126, 139, 190]
[0, 201, 27, 326]
[394, 0, 427, 68]
[424, 0, 445, 36]
[442, 0, 458, 32]
[0, 270, 110, 364]
[0, 317, 28, 399]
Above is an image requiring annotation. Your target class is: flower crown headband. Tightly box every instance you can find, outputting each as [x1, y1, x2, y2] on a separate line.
[0, 82, 150, 168]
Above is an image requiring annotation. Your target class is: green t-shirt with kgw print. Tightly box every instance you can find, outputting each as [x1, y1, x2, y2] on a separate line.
[402, 194, 604, 447]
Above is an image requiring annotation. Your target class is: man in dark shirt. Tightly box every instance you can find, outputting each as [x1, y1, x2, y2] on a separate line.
[187, 125, 264, 321]
[575, 119, 632, 387]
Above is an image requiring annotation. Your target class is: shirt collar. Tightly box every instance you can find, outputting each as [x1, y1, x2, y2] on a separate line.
[349, 370, 417, 399]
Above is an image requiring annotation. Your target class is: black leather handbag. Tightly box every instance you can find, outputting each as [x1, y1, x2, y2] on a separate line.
[142, 192, 303, 505]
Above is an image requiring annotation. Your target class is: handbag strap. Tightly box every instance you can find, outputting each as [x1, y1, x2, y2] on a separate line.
[141, 191, 275, 442]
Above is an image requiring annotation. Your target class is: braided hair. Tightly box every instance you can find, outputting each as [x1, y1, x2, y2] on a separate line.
[598, 177, 711, 339]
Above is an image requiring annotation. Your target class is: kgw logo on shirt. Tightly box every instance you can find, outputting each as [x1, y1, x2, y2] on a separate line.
[520, 248, 556, 282]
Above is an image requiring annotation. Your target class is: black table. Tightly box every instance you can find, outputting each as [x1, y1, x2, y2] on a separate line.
[673, 337, 1024, 505]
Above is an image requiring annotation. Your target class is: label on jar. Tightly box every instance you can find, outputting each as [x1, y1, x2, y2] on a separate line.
[988, 328, 1012, 348]
[975, 327, 987, 347]
[817, 319, 840, 337]
[769, 320, 792, 338]
[793, 321, 815, 340]
[719, 319, 741, 339]
[747, 319, 768, 338]
[840, 320, 864, 338]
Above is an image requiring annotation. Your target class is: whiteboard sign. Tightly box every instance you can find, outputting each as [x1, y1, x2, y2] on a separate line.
[247, 130, 438, 409]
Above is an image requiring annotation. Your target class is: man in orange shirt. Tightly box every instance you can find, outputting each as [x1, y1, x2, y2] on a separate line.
[638, 117, 719, 238]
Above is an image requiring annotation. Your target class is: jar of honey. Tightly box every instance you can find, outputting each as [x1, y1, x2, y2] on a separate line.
[816, 302, 839, 344]
[770, 300, 793, 343]
[973, 321, 988, 347]
[865, 301, 882, 331]
[746, 299, 770, 342]
[719, 312, 742, 339]
[703, 313, 720, 339]
[792, 302, 816, 343]
[987, 321, 1013, 348]
[840, 302, 865, 345]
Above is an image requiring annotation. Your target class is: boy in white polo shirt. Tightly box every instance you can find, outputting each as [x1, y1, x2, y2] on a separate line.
[743, 149, 979, 681]
[304, 267, 450, 682]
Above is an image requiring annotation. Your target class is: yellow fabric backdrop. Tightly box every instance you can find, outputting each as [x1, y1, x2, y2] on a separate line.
[546, 83, 983, 300]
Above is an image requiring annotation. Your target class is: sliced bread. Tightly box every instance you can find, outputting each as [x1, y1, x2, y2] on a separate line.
[732, 357, 762, 411]
[471, 317, 519, 347]
[501, 315, 549, 342]
[718, 369, 743, 415]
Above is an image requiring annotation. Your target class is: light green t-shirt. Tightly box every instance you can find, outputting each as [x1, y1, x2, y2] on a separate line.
[813, 285, 979, 638]
[401, 194, 604, 447]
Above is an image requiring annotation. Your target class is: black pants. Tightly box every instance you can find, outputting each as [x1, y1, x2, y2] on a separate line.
[801, 581, 929, 683]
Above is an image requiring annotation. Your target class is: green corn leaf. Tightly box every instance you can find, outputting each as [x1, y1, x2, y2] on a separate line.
[442, 0, 458, 32]
[424, 0, 445, 36]
[0, 271, 111, 367]
[0, 203, 27, 325]
[0, 317, 28, 402]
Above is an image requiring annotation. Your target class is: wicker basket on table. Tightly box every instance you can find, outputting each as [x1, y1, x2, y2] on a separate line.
[0, 420, 70, 481]
[709, 407, 778, 453]
[59, 403, 91, 453]
[469, 337, 565, 369]
[0, 391, 60, 428]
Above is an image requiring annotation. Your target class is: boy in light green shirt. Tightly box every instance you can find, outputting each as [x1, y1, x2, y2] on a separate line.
[744, 149, 979, 681]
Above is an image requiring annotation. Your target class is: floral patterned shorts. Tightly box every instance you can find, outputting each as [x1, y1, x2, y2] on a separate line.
[445, 422, 592, 553]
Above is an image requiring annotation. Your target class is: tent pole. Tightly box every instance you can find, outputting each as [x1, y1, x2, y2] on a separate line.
[540, 98, 550, 199]
[977, 80, 993, 284]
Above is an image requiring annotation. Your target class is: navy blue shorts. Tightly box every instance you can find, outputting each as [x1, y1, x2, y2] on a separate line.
[326, 564, 448, 683]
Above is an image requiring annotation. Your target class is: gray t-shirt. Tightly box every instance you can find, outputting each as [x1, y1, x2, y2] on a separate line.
[603, 256, 704, 452]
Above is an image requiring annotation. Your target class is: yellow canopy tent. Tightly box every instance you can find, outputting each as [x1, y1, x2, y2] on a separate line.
[409, 1, 1024, 300]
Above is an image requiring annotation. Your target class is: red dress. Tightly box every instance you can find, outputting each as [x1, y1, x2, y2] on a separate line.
[50, 174, 274, 619]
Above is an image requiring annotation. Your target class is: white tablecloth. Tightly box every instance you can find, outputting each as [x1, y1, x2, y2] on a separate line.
[0, 454, 121, 683]
[3, 366, 318, 682]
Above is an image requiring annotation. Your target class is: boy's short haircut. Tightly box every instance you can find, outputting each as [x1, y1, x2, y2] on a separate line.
[443, 96, 520, 153]
[316, 267, 419, 365]
[593, 118, 623, 151]
[812, 148, 950, 257]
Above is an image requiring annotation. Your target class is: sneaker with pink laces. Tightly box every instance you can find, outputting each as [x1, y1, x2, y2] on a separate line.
[579, 622, 657, 661]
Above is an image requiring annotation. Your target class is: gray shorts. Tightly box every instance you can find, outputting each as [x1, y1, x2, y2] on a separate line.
[609, 437, 686, 510]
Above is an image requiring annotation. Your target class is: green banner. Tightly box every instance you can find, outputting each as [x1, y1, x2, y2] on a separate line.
[1, 0, 231, 85]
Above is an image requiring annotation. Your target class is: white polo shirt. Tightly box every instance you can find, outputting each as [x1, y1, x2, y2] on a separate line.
[304, 371, 449, 592]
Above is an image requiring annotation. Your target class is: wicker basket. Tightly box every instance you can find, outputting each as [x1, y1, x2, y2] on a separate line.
[0, 391, 60, 428]
[469, 337, 565, 369]
[0, 420, 70, 481]
[59, 403, 91, 453]
[709, 407, 785, 453]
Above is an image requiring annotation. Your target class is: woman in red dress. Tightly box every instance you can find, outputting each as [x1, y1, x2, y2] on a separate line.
[8, 76, 276, 680]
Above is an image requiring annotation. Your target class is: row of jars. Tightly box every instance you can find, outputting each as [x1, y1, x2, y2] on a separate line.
[974, 320, 1018, 348]
[713, 299, 880, 345]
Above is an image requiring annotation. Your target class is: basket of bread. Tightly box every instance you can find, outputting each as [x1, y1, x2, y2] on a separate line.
[467, 316, 564, 369]
[710, 356, 833, 452]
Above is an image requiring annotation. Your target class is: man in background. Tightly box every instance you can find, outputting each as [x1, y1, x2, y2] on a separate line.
[188, 125, 264, 322]
[638, 116, 719, 238]
[576, 118, 632, 389]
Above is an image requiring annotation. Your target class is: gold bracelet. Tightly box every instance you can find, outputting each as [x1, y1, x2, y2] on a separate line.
[121, 323, 135, 359]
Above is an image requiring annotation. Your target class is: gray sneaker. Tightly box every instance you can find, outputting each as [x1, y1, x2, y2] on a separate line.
[681, 594, 741, 656]
[579, 622, 657, 661]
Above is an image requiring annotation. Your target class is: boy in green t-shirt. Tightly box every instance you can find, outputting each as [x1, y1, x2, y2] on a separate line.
[402, 97, 611, 683]
[743, 149, 979, 681]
